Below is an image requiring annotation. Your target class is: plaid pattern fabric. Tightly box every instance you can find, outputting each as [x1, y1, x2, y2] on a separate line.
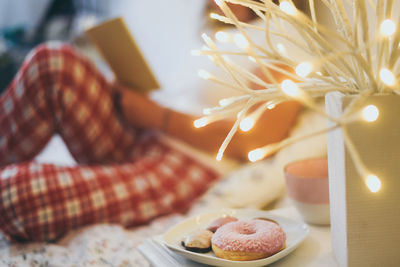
[0, 43, 219, 242]
[0, 42, 136, 165]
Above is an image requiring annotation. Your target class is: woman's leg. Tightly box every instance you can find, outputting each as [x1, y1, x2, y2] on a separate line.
[0, 43, 220, 242]
[0, 135, 219, 242]
[0, 42, 136, 166]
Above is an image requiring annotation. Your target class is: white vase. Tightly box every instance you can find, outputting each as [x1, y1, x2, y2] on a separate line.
[325, 92, 400, 267]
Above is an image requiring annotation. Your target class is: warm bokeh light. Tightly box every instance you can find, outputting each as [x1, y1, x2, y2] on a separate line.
[214, 0, 223, 7]
[296, 62, 312, 77]
[240, 117, 255, 132]
[279, 1, 297, 15]
[193, 118, 208, 128]
[276, 43, 287, 55]
[248, 148, 266, 162]
[281, 79, 300, 97]
[215, 31, 231, 42]
[216, 150, 224, 161]
[202, 108, 212, 115]
[201, 33, 213, 44]
[366, 174, 381, 193]
[234, 34, 249, 50]
[379, 68, 396, 86]
[198, 69, 211, 80]
[380, 19, 396, 36]
[362, 105, 379, 122]
[248, 56, 256, 62]
[209, 12, 221, 20]
[219, 98, 232, 106]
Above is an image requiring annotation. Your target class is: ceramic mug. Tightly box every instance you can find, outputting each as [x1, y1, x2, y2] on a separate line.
[284, 157, 330, 225]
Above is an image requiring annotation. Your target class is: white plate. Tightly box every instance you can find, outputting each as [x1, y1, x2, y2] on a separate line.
[162, 209, 309, 267]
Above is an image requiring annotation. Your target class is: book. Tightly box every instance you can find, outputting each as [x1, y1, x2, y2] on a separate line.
[85, 17, 160, 93]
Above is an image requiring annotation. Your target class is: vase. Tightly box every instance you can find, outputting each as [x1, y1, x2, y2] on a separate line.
[325, 92, 400, 267]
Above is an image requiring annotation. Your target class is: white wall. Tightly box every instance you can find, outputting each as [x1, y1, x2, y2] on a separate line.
[0, 0, 50, 30]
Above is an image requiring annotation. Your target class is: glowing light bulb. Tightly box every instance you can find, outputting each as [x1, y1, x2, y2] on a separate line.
[215, 31, 231, 42]
[198, 69, 211, 80]
[202, 108, 212, 115]
[240, 117, 255, 132]
[194, 118, 208, 128]
[216, 150, 224, 161]
[281, 79, 300, 97]
[362, 105, 379, 122]
[248, 56, 256, 62]
[280, 1, 297, 15]
[248, 148, 266, 162]
[233, 34, 249, 50]
[201, 33, 212, 44]
[380, 19, 396, 36]
[214, 0, 223, 7]
[219, 98, 231, 106]
[379, 68, 396, 86]
[210, 12, 220, 20]
[366, 174, 381, 193]
[296, 62, 312, 77]
[277, 43, 287, 56]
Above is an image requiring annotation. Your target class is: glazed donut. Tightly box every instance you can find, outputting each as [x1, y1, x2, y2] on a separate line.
[211, 219, 286, 261]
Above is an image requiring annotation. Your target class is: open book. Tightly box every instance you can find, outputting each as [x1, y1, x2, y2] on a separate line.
[85, 17, 160, 93]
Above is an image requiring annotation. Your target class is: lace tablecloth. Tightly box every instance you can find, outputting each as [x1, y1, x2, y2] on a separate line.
[0, 214, 184, 267]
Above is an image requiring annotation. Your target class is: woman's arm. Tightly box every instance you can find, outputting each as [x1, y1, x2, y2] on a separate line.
[119, 87, 301, 161]
[165, 100, 301, 161]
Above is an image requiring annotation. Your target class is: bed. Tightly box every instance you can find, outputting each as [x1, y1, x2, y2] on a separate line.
[0, 106, 326, 266]
[0, 2, 328, 265]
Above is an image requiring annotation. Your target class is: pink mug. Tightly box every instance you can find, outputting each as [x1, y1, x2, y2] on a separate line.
[284, 157, 330, 225]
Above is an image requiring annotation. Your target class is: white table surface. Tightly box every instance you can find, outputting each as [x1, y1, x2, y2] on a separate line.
[267, 207, 337, 267]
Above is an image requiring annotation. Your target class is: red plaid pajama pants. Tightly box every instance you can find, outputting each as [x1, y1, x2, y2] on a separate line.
[0, 42, 219, 242]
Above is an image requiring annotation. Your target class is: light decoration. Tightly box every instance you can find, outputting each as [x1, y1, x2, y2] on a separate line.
[240, 117, 255, 132]
[276, 43, 287, 56]
[296, 62, 312, 78]
[193, 118, 209, 128]
[366, 174, 382, 193]
[198, 69, 211, 80]
[233, 33, 250, 49]
[362, 105, 379, 122]
[193, 0, 400, 192]
[279, 1, 297, 15]
[215, 31, 231, 42]
[379, 68, 396, 86]
[281, 79, 300, 97]
[380, 19, 396, 36]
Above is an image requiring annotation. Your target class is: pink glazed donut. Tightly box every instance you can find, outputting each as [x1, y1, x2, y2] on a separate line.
[211, 219, 286, 261]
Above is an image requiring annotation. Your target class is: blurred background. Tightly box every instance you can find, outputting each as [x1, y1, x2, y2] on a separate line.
[0, 0, 321, 108]
[0, 0, 105, 92]
[0, 0, 212, 111]
[0, 0, 329, 166]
